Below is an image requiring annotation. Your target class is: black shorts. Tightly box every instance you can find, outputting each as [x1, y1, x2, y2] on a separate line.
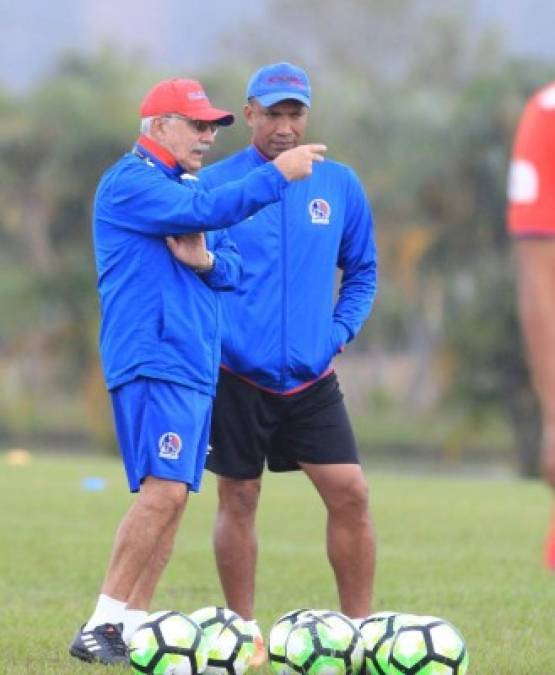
[207, 369, 359, 479]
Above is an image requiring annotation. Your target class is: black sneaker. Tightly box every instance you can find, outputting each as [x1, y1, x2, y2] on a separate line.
[69, 622, 129, 665]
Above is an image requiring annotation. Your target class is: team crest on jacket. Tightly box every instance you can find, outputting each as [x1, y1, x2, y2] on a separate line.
[158, 432, 182, 459]
[308, 198, 331, 224]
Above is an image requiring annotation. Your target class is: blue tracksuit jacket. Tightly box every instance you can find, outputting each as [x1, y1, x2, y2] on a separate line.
[94, 137, 289, 395]
[200, 145, 378, 393]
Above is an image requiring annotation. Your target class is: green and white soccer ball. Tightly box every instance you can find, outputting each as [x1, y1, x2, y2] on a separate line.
[129, 610, 208, 675]
[388, 616, 469, 675]
[297, 610, 335, 622]
[268, 608, 309, 675]
[359, 612, 418, 675]
[285, 611, 364, 675]
[189, 606, 255, 675]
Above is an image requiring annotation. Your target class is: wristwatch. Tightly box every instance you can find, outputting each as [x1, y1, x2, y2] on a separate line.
[195, 250, 215, 273]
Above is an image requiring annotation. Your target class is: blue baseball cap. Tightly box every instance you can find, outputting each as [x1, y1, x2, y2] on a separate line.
[246, 62, 311, 108]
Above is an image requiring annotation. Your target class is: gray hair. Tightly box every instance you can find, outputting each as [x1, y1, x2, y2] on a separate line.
[140, 115, 180, 134]
[140, 117, 154, 134]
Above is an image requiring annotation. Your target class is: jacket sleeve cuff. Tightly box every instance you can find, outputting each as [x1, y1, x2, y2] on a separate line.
[258, 161, 290, 189]
[332, 322, 351, 352]
[199, 252, 222, 283]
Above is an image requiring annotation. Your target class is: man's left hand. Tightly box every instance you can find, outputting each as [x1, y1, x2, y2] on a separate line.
[166, 233, 214, 272]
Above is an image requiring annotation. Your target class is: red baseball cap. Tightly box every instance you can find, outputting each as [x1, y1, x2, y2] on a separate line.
[140, 78, 234, 126]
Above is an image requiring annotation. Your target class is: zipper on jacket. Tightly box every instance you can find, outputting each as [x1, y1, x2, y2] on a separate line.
[212, 304, 220, 388]
[208, 235, 221, 387]
[280, 198, 288, 390]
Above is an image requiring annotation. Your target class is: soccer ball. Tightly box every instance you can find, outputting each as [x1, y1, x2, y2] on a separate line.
[129, 610, 208, 675]
[268, 608, 309, 675]
[359, 612, 418, 675]
[296, 610, 332, 621]
[189, 606, 255, 675]
[388, 616, 469, 675]
[285, 611, 364, 675]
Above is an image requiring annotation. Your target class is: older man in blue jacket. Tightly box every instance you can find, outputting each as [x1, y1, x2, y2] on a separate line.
[69, 76, 326, 666]
[200, 63, 377, 661]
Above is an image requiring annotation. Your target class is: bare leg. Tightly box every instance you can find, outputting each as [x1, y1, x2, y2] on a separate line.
[101, 477, 188, 601]
[301, 463, 375, 618]
[126, 495, 187, 609]
[516, 240, 555, 488]
[213, 477, 261, 619]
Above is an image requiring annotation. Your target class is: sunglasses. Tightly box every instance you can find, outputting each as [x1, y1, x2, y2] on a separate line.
[163, 114, 219, 135]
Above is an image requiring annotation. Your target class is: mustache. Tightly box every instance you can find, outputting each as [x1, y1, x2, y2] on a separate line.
[193, 143, 212, 153]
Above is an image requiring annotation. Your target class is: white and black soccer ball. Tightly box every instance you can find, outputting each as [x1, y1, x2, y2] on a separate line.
[285, 610, 364, 675]
[387, 616, 469, 675]
[129, 610, 208, 675]
[359, 612, 418, 675]
[295, 610, 332, 622]
[189, 606, 254, 675]
[268, 608, 309, 675]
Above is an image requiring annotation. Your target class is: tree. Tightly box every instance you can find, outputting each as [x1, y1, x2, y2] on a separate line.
[0, 49, 156, 446]
[417, 61, 553, 476]
[223, 0, 550, 473]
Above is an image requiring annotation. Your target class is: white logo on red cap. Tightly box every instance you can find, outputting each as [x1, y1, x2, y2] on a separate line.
[188, 91, 207, 101]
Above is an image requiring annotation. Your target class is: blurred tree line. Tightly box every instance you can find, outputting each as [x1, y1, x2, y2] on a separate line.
[0, 0, 552, 474]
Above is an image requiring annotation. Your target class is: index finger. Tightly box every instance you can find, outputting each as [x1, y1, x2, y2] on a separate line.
[306, 143, 327, 155]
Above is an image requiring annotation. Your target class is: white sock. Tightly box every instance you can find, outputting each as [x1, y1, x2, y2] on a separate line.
[244, 619, 262, 640]
[83, 594, 127, 632]
[123, 609, 148, 644]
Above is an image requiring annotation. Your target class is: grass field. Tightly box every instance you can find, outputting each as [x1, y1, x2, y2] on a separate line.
[0, 452, 554, 674]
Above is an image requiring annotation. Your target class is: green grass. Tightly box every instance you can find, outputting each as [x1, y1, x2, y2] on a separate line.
[0, 452, 553, 674]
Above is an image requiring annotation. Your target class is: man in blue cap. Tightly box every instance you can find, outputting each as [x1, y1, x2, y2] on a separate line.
[200, 62, 378, 661]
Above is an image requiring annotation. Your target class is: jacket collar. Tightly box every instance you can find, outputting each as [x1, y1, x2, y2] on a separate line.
[248, 144, 271, 166]
[133, 135, 183, 178]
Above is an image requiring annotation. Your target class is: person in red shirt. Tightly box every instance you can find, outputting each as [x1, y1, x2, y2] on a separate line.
[507, 81, 555, 568]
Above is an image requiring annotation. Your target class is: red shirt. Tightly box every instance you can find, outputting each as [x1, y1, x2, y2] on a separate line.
[508, 82, 555, 237]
